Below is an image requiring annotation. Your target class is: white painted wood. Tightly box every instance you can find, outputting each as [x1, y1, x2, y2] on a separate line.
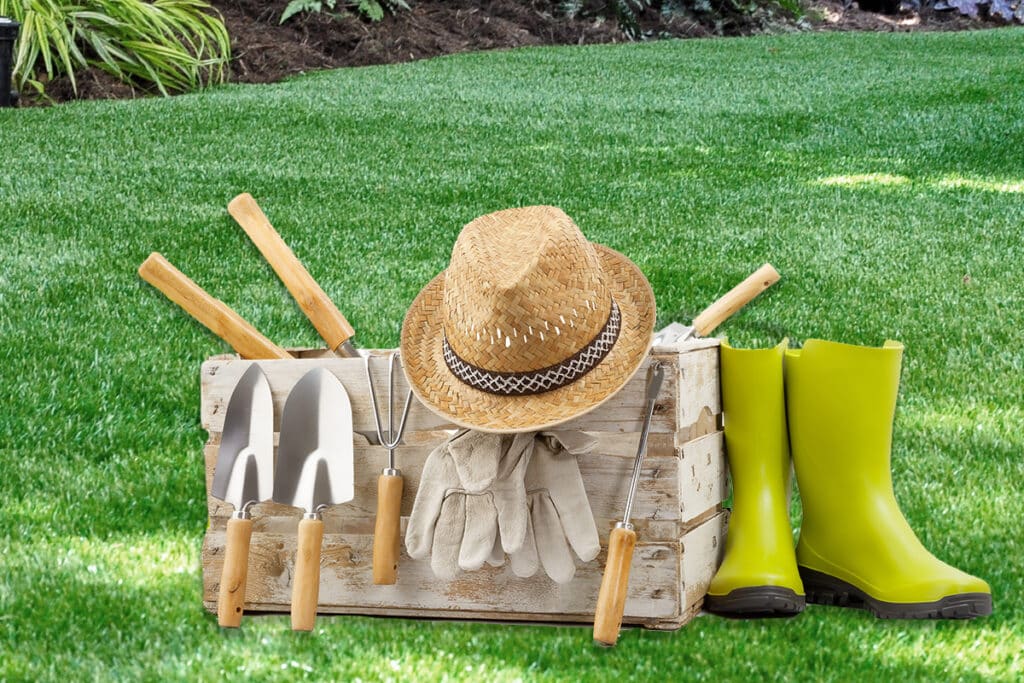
[681, 510, 728, 608]
[678, 431, 728, 523]
[200, 349, 724, 437]
[202, 532, 684, 625]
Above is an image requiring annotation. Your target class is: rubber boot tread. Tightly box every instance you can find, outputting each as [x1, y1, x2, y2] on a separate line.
[800, 567, 992, 619]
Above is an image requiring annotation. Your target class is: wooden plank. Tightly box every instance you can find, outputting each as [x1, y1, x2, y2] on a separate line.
[675, 347, 722, 442]
[202, 532, 682, 624]
[681, 510, 728, 610]
[678, 431, 728, 523]
[204, 441, 687, 542]
[201, 354, 682, 437]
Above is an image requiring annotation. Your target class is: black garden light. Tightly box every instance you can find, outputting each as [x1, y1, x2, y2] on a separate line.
[0, 16, 20, 108]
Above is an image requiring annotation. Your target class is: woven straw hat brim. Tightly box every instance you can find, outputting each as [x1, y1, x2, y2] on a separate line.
[400, 244, 655, 433]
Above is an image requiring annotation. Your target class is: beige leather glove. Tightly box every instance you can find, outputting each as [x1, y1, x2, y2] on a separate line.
[405, 430, 534, 579]
[508, 431, 601, 584]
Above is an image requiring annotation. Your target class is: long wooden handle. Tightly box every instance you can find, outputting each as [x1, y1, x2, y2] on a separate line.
[228, 193, 356, 352]
[291, 517, 324, 631]
[692, 263, 780, 337]
[372, 472, 404, 585]
[138, 253, 291, 360]
[217, 516, 253, 628]
[593, 526, 637, 647]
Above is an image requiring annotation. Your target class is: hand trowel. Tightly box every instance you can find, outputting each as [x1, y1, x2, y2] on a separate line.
[273, 368, 354, 631]
[211, 364, 274, 628]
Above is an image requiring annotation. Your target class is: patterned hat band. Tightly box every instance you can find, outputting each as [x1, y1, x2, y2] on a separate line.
[441, 300, 622, 397]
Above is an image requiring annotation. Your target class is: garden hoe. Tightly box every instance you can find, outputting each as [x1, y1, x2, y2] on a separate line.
[228, 193, 359, 358]
[273, 368, 355, 631]
[594, 263, 781, 646]
[653, 263, 780, 346]
[211, 364, 274, 628]
[138, 252, 291, 360]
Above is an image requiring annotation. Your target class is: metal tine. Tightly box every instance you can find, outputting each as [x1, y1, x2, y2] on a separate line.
[365, 352, 414, 469]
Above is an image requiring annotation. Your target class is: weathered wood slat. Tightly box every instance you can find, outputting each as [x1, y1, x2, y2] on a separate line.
[679, 431, 728, 520]
[203, 441, 710, 542]
[200, 350, 721, 437]
[682, 510, 728, 608]
[201, 536, 678, 624]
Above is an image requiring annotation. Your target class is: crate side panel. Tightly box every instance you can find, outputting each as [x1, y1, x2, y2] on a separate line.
[202, 532, 681, 623]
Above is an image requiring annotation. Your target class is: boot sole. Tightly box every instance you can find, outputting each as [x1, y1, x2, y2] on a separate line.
[800, 567, 992, 619]
[704, 586, 806, 617]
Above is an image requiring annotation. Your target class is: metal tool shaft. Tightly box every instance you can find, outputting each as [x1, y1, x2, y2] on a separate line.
[621, 362, 665, 526]
[366, 352, 413, 470]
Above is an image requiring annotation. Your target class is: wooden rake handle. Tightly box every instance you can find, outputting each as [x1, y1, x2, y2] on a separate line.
[692, 263, 780, 337]
[138, 253, 291, 360]
[228, 193, 356, 353]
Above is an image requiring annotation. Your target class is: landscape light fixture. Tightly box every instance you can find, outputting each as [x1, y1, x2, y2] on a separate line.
[0, 17, 20, 108]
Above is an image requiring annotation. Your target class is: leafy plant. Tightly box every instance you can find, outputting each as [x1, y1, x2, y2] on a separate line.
[280, 0, 410, 25]
[0, 0, 231, 98]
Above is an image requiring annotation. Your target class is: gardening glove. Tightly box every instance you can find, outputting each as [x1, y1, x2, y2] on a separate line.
[405, 429, 535, 579]
[507, 431, 601, 584]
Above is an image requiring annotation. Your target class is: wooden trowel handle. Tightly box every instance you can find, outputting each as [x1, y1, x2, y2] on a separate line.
[593, 525, 637, 647]
[692, 263, 780, 337]
[291, 517, 324, 632]
[372, 472, 404, 585]
[228, 193, 355, 352]
[138, 253, 291, 360]
[217, 516, 253, 628]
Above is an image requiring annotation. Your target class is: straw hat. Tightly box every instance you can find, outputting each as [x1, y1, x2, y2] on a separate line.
[400, 206, 655, 433]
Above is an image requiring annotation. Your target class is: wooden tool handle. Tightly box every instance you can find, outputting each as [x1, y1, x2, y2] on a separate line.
[139, 253, 291, 360]
[692, 263, 780, 337]
[593, 525, 637, 647]
[217, 516, 253, 628]
[291, 517, 324, 632]
[228, 193, 356, 352]
[372, 472, 404, 585]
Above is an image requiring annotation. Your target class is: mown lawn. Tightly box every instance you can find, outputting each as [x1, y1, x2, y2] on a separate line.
[1, 27, 1022, 682]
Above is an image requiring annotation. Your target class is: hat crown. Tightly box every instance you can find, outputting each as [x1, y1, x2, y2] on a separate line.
[443, 206, 613, 373]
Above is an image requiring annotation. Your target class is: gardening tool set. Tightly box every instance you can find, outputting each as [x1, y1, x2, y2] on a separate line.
[141, 197, 991, 642]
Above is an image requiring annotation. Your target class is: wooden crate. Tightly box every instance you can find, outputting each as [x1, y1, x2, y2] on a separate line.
[199, 338, 727, 630]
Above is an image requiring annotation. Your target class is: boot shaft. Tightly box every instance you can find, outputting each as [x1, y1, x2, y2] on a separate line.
[784, 339, 904, 513]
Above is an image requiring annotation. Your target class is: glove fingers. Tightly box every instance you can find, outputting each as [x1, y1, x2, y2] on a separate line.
[405, 446, 458, 560]
[509, 506, 539, 578]
[459, 494, 498, 571]
[533, 494, 577, 584]
[486, 530, 505, 567]
[430, 493, 465, 580]
[541, 454, 601, 563]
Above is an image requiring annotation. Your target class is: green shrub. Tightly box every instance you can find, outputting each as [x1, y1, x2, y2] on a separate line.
[280, 0, 411, 24]
[0, 0, 231, 99]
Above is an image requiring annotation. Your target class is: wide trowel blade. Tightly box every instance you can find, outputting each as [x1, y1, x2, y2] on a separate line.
[273, 368, 354, 514]
[212, 364, 274, 511]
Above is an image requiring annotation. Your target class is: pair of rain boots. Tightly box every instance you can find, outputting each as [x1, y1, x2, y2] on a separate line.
[704, 339, 992, 619]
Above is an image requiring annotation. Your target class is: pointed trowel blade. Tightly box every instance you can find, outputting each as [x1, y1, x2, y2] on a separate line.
[212, 364, 274, 511]
[273, 368, 354, 514]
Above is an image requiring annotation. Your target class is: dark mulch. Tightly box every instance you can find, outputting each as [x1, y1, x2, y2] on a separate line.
[15, 0, 998, 104]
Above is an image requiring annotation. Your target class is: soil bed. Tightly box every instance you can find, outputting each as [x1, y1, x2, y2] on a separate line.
[22, 0, 998, 103]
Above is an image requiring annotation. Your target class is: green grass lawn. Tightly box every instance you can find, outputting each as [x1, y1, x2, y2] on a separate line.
[2, 27, 1023, 681]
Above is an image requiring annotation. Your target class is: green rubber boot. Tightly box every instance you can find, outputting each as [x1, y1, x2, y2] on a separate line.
[785, 339, 992, 619]
[705, 340, 805, 616]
